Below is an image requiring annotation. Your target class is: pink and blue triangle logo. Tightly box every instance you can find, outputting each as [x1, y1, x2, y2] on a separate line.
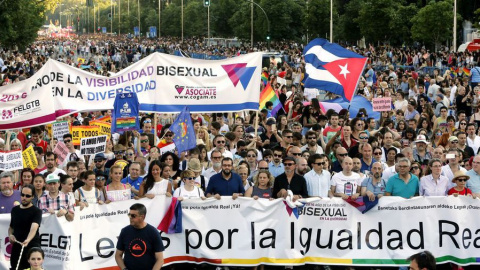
[222, 64, 256, 90]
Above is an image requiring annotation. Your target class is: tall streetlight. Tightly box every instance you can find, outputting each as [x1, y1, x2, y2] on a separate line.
[119, 0, 121, 35]
[181, 0, 184, 42]
[453, 0, 457, 52]
[244, 0, 270, 50]
[330, 0, 332, 42]
[159, 0, 162, 37]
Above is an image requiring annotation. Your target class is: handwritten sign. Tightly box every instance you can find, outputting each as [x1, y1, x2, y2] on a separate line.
[372, 97, 392, 111]
[53, 141, 69, 164]
[80, 135, 108, 155]
[0, 150, 23, 171]
[22, 146, 38, 170]
[52, 121, 71, 142]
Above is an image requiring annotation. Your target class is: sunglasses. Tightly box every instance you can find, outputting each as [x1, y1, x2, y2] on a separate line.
[338, 153, 348, 157]
[127, 213, 139, 218]
[284, 163, 295, 166]
[274, 154, 282, 157]
[451, 141, 458, 144]
[64, 140, 72, 143]
[96, 177, 106, 181]
[411, 166, 420, 170]
[165, 134, 173, 137]
[94, 159, 104, 163]
[308, 137, 317, 140]
[114, 151, 125, 155]
[313, 162, 325, 165]
[359, 136, 369, 140]
[456, 178, 468, 182]
[374, 152, 382, 155]
[292, 153, 302, 156]
[183, 177, 195, 180]
[143, 119, 152, 123]
[140, 139, 149, 143]
[284, 136, 293, 139]
[211, 156, 222, 159]
[21, 193, 32, 198]
[259, 167, 269, 170]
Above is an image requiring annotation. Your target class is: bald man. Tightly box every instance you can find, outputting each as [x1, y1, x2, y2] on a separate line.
[331, 157, 362, 199]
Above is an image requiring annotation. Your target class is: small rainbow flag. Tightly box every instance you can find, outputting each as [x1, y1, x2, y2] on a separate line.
[463, 67, 471, 76]
[261, 71, 269, 86]
[259, 83, 282, 117]
[450, 67, 458, 77]
[116, 117, 136, 129]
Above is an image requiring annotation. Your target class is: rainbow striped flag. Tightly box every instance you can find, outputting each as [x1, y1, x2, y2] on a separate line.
[259, 83, 282, 117]
[261, 71, 269, 86]
[115, 117, 137, 129]
[463, 67, 471, 76]
[450, 67, 458, 77]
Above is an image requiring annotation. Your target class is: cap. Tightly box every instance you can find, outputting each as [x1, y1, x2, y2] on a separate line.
[286, 91, 293, 99]
[380, 81, 388, 89]
[94, 153, 106, 160]
[436, 94, 444, 100]
[414, 135, 428, 144]
[452, 170, 470, 183]
[266, 118, 276, 126]
[448, 136, 459, 142]
[284, 156, 296, 163]
[187, 158, 202, 172]
[45, 174, 60, 184]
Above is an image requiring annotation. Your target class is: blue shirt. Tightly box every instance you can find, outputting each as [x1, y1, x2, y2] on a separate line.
[361, 177, 386, 196]
[386, 173, 419, 198]
[466, 169, 480, 193]
[360, 158, 377, 174]
[206, 172, 245, 196]
[471, 67, 480, 83]
[121, 175, 144, 191]
[269, 162, 285, 178]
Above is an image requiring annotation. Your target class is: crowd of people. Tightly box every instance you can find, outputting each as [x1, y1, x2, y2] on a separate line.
[1, 34, 480, 270]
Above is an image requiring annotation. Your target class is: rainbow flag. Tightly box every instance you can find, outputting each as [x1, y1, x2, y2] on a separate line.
[450, 67, 458, 77]
[463, 67, 471, 76]
[259, 83, 282, 117]
[115, 117, 136, 129]
[261, 71, 269, 86]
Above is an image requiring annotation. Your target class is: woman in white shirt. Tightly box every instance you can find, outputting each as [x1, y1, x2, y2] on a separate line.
[75, 170, 104, 210]
[59, 174, 75, 208]
[139, 160, 172, 198]
[173, 170, 206, 200]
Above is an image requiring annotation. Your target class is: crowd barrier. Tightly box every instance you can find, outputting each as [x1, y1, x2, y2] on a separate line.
[0, 196, 479, 269]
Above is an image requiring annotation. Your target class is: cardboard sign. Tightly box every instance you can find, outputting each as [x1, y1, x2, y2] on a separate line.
[53, 141, 69, 164]
[52, 121, 71, 142]
[71, 126, 100, 146]
[0, 150, 23, 171]
[80, 135, 108, 155]
[90, 120, 111, 137]
[372, 97, 392, 111]
[22, 146, 38, 170]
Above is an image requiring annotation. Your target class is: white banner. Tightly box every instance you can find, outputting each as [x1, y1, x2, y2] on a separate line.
[0, 196, 479, 269]
[79, 135, 107, 155]
[0, 52, 262, 130]
[0, 150, 23, 171]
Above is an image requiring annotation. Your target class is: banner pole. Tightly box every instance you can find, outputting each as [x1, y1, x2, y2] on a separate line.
[254, 110, 259, 139]
[153, 113, 158, 145]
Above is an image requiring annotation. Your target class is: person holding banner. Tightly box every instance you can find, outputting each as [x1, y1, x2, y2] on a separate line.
[37, 174, 74, 221]
[105, 165, 132, 203]
[9, 184, 42, 270]
[75, 171, 105, 209]
[0, 171, 21, 214]
[138, 161, 172, 199]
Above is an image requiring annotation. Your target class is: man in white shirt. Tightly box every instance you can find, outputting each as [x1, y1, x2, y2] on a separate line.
[467, 123, 480, 154]
[39, 152, 67, 176]
[61, 134, 85, 169]
[301, 131, 324, 154]
[203, 150, 223, 180]
[207, 135, 233, 160]
[441, 149, 467, 189]
[331, 157, 362, 199]
[304, 154, 332, 197]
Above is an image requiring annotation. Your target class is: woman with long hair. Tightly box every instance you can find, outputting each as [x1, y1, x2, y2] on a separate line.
[139, 160, 172, 198]
[32, 174, 46, 207]
[15, 168, 34, 190]
[196, 126, 213, 151]
[59, 173, 75, 207]
[160, 152, 182, 180]
[350, 117, 365, 141]
[197, 144, 211, 170]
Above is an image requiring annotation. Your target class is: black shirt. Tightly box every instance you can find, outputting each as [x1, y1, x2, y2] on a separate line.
[10, 205, 42, 243]
[272, 173, 308, 198]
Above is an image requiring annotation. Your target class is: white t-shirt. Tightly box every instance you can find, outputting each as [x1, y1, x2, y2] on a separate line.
[75, 187, 99, 204]
[330, 172, 362, 195]
[173, 186, 205, 199]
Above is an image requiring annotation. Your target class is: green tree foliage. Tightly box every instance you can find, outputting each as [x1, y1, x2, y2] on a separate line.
[411, 0, 461, 49]
[304, 0, 336, 40]
[0, 0, 51, 50]
[336, 0, 363, 43]
[356, 0, 404, 44]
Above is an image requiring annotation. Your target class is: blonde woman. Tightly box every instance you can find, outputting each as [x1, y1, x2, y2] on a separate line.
[245, 171, 274, 200]
[197, 126, 213, 151]
[105, 165, 131, 203]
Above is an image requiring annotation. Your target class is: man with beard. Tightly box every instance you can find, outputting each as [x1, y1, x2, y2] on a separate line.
[203, 150, 223, 180]
[301, 130, 324, 154]
[273, 157, 308, 199]
[0, 172, 21, 214]
[206, 157, 245, 199]
[39, 152, 66, 176]
[207, 135, 233, 160]
[269, 146, 285, 178]
[360, 162, 386, 201]
[8, 184, 42, 270]
[295, 157, 309, 176]
[352, 157, 367, 180]
[385, 157, 419, 198]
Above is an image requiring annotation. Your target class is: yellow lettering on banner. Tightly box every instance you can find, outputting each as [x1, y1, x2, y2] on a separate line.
[71, 126, 100, 146]
[90, 121, 111, 137]
[22, 146, 38, 170]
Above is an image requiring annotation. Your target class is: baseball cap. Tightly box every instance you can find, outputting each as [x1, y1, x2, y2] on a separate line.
[45, 174, 60, 184]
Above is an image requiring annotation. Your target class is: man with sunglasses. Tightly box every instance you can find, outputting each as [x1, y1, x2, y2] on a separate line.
[207, 135, 233, 160]
[273, 157, 308, 199]
[138, 133, 151, 156]
[269, 146, 285, 177]
[105, 144, 131, 178]
[61, 133, 85, 169]
[93, 153, 110, 179]
[9, 184, 42, 270]
[116, 203, 164, 270]
[305, 154, 332, 198]
[331, 147, 348, 173]
[301, 130, 324, 154]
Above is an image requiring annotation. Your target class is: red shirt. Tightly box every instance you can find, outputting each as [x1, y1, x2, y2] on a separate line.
[448, 187, 472, 196]
[33, 140, 48, 154]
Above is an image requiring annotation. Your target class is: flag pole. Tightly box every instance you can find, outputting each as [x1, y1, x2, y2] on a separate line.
[254, 110, 259, 140]
[153, 113, 158, 145]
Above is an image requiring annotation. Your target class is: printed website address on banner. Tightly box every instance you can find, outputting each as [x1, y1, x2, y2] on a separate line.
[175, 96, 217, 100]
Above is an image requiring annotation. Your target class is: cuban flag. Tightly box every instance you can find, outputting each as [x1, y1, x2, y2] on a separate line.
[303, 38, 367, 101]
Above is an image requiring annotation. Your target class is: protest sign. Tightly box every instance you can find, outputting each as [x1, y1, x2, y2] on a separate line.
[80, 135, 107, 155]
[0, 52, 262, 130]
[52, 121, 71, 142]
[0, 150, 22, 171]
[90, 121, 111, 137]
[372, 97, 392, 111]
[0, 196, 478, 269]
[53, 141, 69, 164]
[22, 146, 38, 170]
[71, 126, 100, 146]
[112, 92, 140, 133]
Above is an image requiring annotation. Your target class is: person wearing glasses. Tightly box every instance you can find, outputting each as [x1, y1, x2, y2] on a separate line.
[92, 153, 110, 181]
[8, 184, 42, 270]
[37, 174, 75, 221]
[360, 162, 385, 201]
[60, 133, 85, 169]
[305, 154, 332, 198]
[441, 149, 467, 184]
[207, 135, 233, 160]
[268, 146, 285, 178]
[116, 203, 165, 270]
[419, 159, 448, 196]
[412, 135, 431, 164]
[448, 171, 472, 197]
[206, 157, 245, 199]
[331, 147, 349, 173]
[385, 157, 419, 198]
[39, 152, 66, 176]
[105, 144, 131, 178]
[301, 130, 324, 155]
[138, 133, 151, 156]
[173, 170, 206, 200]
[273, 157, 308, 199]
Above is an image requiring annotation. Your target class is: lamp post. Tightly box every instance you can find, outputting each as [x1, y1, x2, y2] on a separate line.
[159, 0, 161, 37]
[453, 0, 457, 52]
[243, 0, 270, 50]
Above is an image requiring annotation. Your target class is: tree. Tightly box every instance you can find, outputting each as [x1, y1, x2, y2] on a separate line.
[356, 0, 403, 44]
[303, 0, 335, 41]
[411, 0, 461, 50]
[389, 3, 417, 45]
[336, 0, 363, 43]
[0, 0, 49, 50]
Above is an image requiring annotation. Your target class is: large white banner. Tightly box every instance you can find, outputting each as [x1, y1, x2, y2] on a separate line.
[0, 196, 479, 270]
[0, 52, 262, 130]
